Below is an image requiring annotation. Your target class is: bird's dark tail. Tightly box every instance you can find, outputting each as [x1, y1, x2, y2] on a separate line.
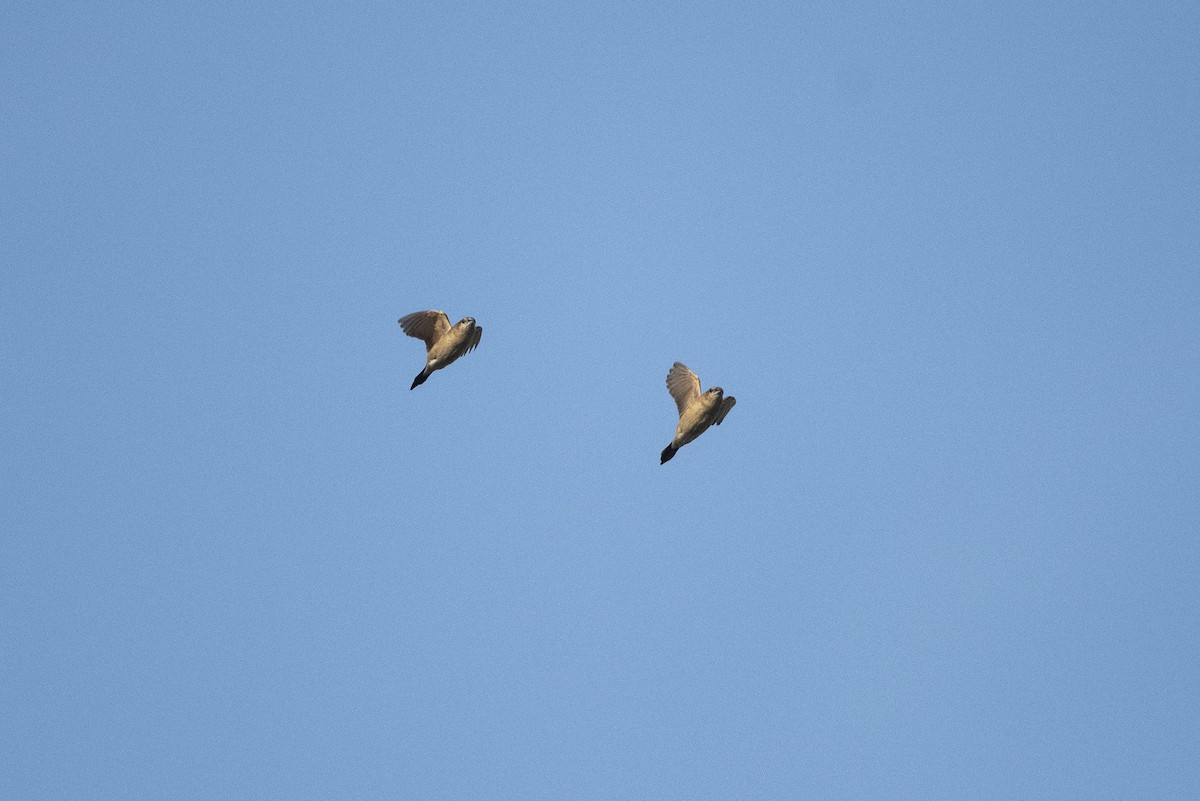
[660, 444, 678, 464]
[410, 369, 430, 390]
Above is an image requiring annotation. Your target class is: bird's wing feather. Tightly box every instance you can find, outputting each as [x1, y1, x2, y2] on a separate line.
[714, 396, 736, 425]
[465, 326, 483, 354]
[398, 310, 451, 352]
[666, 362, 701, 417]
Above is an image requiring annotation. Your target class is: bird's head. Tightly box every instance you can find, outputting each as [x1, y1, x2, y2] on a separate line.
[459, 317, 476, 327]
[707, 386, 724, 398]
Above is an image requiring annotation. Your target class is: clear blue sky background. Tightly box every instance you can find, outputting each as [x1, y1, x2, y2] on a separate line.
[3, 1, 1198, 798]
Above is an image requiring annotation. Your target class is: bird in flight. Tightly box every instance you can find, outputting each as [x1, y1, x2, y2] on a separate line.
[660, 361, 736, 464]
[397, 310, 483, 390]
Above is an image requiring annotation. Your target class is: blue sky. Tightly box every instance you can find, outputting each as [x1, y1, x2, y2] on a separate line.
[3, 1, 1198, 798]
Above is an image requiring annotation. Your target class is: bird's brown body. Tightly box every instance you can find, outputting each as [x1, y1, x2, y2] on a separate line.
[398, 310, 483, 389]
[661, 362, 736, 463]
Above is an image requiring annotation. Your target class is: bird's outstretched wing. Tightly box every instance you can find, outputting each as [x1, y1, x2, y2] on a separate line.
[666, 362, 701, 417]
[465, 326, 483, 354]
[714, 396, 736, 425]
[398, 310, 452, 352]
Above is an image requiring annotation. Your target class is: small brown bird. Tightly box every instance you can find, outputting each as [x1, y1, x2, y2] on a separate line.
[660, 361, 736, 464]
[398, 310, 483, 389]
